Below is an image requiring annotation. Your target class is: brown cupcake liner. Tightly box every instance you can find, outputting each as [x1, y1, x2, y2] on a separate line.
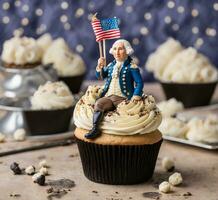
[160, 81, 217, 108]
[58, 74, 85, 94]
[76, 137, 162, 185]
[23, 106, 74, 135]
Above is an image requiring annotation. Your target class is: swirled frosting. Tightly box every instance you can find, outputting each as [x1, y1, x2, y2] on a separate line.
[73, 86, 162, 135]
[146, 38, 184, 78]
[186, 114, 218, 143]
[42, 38, 86, 77]
[162, 47, 218, 83]
[1, 36, 43, 65]
[146, 38, 218, 83]
[31, 81, 74, 110]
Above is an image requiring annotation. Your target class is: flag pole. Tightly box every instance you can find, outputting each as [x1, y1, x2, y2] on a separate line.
[103, 39, 106, 66]
[98, 41, 103, 57]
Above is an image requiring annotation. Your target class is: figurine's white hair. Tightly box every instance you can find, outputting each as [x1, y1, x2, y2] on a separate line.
[109, 39, 134, 55]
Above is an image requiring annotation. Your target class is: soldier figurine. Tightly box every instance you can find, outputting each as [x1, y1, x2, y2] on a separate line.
[85, 39, 144, 139]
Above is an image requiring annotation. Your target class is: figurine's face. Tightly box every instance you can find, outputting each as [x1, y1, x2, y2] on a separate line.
[112, 42, 128, 62]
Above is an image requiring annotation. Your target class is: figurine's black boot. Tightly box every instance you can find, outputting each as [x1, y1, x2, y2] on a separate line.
[85, 111, 104, 139]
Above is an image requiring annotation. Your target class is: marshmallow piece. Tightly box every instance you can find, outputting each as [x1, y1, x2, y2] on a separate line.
[162, 157, 175, 171]
[39, 167, 48, 175]
[25, 165, 35, 175]
[39, 160, 49, 168]
[159, 181, 172, 193]
[0, 133, 5, 142]
[13, 129, 26, 141]
[32, 172, 45, 185]
[169, 172, 183, 186]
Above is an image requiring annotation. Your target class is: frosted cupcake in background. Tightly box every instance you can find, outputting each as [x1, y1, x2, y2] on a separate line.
[36, 33, 53, 54]
[1, 36, 43, 68]
[43, 38, 86, 94]
[23, 81, 75, 135]
[146, 38, 218, 107]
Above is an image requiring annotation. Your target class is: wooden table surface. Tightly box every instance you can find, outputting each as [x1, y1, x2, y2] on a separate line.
[0, 83, 218, 200]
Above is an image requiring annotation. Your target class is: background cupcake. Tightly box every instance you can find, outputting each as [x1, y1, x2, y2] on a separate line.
[73, 86, 162, 184]
[23, 81, 75, 135]
[146, 38, 218, 107]
[1, 36, 43, 69]
[43, 38, 86, 94]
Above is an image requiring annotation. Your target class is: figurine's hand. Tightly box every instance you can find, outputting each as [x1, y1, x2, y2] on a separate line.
[131, 95, 142, 102]
[97, 57, 106, 71]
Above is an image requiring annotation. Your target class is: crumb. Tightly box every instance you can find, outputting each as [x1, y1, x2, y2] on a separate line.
[39, 160, 49, 168]
[13, 129, 26, 141]
[9, 193, 21, 198]
[183, 192, 192, 196]
[92, 190, 98, 193]
[169, 172, 183, 186]
[39, 167, 49, 175]
[32, 173, 45, 186]
[25, 165, 35, 175]
[115, 191, 119, 194]
[46, 187, 54, 194]
[10, 162, 22, 175]
[162, 157, 175, 172]
[159, 181, 171, 193]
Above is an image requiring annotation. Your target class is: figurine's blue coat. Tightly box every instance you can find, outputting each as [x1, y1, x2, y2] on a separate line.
[96, 57, 143, 100]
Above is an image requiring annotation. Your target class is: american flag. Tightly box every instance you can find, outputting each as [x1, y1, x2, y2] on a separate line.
[91, 17, 121, 42]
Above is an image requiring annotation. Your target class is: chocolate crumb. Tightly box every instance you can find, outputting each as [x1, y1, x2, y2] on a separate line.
[142, 192, 161, 199]
[10, 162, 22, 175]
[9, 193, 21, 198]
[183, 192, 192, 196]
[46, 188, 54, 194]
[92, 190, 98, 193]
[115, 191, 119, 194]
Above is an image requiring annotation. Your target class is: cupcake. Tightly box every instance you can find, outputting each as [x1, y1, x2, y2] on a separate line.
[42, 38, 86, 94]
[36, 33, 53, 54]
[146, 38, 218, 107]
[23, 81, 75, 135]
[1, 36, 43, 68]
[73, 86, 162, 184]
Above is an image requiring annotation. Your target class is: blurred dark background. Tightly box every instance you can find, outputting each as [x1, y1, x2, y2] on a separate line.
[0, 0, 218, 81]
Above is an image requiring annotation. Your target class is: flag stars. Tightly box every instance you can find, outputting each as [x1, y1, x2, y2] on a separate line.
[213, 3, 218, 11]
[172, 24, 179, 31]
[61, 1, 69, 10]
[22, 4, 29, 12]
[21, 18, 29, 26]
[191, 9, 199, 17]
[2, 2, 10, 10]
[164, 16, 172, 24]
[35, 8, 43, 16]
[140, 27, 149, 35]
[76, 44, 84, 53]
[177, 6, 185, 13]
[144, 12, 152, 20]
[75, 8, 84, 18]
[206, 28, 216, 37]
[60, 15, 68, 23]
[2, 16, 10, 24]
[126, 6, 133, 13]
[167, 1, 175, 9]
[192, 26, 199, 34]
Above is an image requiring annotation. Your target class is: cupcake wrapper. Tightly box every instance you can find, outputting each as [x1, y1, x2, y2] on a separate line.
[160, 82, 217, 108]
[76, 138, 162, 185]
[59, 74, 85, 94]
[23, 106, 74, 135]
